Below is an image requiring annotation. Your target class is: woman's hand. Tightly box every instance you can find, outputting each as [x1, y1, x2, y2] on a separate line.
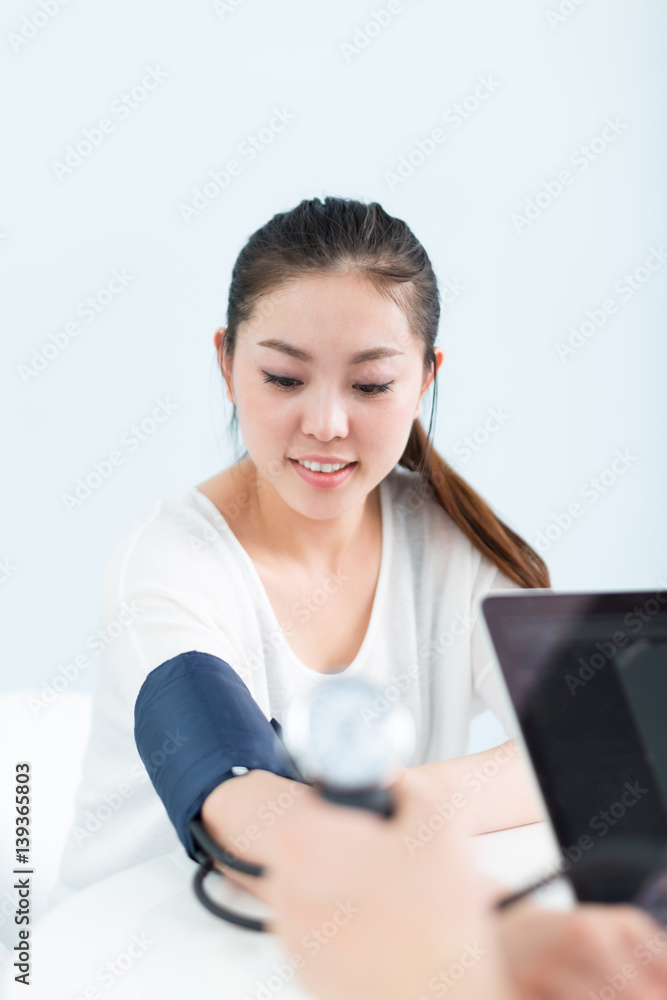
[496, 897, 667, 1000]
[261, 768, 514, 1000]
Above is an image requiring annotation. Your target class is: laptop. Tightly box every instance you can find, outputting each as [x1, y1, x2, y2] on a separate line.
[478, 588, 667, 921]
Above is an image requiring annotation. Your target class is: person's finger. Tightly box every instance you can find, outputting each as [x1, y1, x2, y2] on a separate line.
[602, 905, 667, 991]
[556, 907, 666, 1000]
[539, 961, 608, 1000]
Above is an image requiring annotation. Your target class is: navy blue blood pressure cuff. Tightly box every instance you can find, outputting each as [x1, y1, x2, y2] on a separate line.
[134, 649, 306, 862]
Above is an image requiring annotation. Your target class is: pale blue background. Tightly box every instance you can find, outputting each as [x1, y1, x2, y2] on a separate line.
[1, 0, 665, 728]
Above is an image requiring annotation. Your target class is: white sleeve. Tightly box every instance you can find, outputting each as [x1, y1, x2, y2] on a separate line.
[98, 511, 245, 713]
[469, 555, 524, 739]
[52, 508, 249, 898]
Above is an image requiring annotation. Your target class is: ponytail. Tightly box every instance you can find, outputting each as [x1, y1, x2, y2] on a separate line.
[400, 419, 550, 589]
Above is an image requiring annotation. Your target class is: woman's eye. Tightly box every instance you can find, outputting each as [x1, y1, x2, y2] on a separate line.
[260, 372, 394, 397]
[355, 383, 393, 395]
[261, 373, 298, 390]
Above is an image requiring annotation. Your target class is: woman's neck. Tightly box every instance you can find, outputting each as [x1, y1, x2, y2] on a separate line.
[237, 457, 380, 578]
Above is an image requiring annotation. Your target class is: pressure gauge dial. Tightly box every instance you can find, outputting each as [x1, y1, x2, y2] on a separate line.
[282, 676, 415, 815]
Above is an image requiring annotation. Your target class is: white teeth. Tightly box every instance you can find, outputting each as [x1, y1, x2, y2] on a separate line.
[297, 460, 350, 473]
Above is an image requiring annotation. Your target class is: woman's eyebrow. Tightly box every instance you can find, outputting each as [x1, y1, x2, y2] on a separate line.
[256, 338, 404, 364]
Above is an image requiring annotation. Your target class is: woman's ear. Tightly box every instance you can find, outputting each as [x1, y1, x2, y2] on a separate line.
[415, 348, 444, 419]
[430, 347, 444, 385]
[214, 328, 235, 405]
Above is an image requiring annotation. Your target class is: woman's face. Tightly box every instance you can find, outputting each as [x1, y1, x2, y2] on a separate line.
[219, 271, 443, 520]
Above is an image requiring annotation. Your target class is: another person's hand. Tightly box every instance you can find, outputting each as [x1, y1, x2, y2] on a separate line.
[200, 771, 323, 902]
[262, 768, 514, 1000]
[497, 896, 667, 1000]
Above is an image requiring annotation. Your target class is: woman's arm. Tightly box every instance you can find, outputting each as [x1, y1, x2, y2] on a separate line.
[201, 736, 544, 903]
[134, 650, 310, 877]
[411, 738, 546, 834]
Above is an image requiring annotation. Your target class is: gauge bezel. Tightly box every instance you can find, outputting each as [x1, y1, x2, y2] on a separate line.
[282, 677, 415, 789]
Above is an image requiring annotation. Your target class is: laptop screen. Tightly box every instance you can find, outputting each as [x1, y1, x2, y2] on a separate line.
[481, 589, 667, 914]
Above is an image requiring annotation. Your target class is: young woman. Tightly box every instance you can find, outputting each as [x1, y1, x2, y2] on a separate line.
[52, 196, 548, 905]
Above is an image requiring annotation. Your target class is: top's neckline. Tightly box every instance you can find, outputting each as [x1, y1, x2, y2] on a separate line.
[188, 476, 392, 680]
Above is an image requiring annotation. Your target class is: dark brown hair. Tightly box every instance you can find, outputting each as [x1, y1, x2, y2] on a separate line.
[219, 196, 550, 589]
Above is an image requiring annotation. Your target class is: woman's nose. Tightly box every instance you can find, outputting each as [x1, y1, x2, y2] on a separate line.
[299, 387, 349, 441]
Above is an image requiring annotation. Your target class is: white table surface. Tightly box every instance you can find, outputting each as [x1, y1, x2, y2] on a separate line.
[1, 821, 575, 1000]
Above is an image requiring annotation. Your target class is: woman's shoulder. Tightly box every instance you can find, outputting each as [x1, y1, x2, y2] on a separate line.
[101, 480, 240, 595]
[385, 464, 520, 588]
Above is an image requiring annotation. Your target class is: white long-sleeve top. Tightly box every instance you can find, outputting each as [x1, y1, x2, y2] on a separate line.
[51, 463, 521, 906]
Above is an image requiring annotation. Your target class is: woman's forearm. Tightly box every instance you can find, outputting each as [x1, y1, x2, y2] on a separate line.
[198, 739, 545, 899]
[411, 739, 546, 834]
